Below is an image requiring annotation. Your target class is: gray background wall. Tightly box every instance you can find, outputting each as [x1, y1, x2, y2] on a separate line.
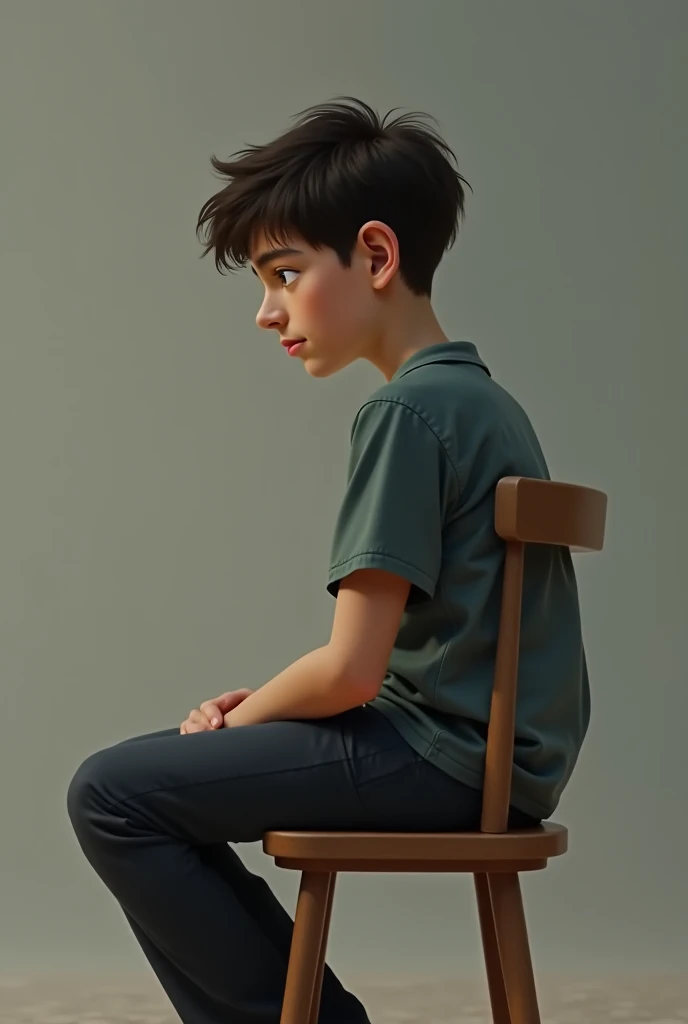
[1, 0, 686, 980]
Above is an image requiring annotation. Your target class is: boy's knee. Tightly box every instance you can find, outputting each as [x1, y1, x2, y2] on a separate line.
[66, 747, 112, 832]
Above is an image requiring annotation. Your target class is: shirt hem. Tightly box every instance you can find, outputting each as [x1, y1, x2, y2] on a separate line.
[327, 552, 435, 600]
[370, 699, 554, 822]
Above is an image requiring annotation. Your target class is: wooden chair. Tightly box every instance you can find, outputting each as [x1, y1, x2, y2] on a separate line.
[264, 476, 608, 1024]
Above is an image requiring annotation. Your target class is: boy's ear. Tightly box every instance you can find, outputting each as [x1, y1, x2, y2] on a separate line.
[357, 221, 399, 290]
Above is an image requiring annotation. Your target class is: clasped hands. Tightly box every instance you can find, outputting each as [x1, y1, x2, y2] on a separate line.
[180, 688, 253, 734]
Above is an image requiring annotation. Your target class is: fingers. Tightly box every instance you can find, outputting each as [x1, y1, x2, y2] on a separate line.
[182, 709, 214, 734]
[199, 700, 223, 728]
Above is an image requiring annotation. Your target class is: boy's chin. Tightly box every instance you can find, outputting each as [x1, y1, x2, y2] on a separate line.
[303, 348, 356, 379]
[303, 355, 337, 379]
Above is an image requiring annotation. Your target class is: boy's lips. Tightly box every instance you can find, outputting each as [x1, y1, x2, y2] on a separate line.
[281, 338, 306, 355]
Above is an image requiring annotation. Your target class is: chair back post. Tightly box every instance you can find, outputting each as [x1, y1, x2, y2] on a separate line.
[480, 539, 525, 834]
[480, 476, 607, 835]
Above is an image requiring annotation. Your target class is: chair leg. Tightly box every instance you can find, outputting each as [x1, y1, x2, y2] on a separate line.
[308, 873, 336, 1024]
[474, 873, 511, 1023]
[280, 871, 334, 1024]
[488, 873, 541, 1024]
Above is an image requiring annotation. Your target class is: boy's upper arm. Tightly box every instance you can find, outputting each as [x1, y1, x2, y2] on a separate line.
[327, 568, 411, 696]
[326, 397, 456, 605]
[324, 397, 456, 695]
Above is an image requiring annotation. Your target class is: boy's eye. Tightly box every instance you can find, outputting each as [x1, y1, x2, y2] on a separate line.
[275, 268, 299, 286]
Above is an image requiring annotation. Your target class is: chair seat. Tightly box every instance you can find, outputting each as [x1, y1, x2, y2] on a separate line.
[264, 822, 567, 873]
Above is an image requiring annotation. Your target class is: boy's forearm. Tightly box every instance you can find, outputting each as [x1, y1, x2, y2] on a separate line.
[223, 645, 373, 727]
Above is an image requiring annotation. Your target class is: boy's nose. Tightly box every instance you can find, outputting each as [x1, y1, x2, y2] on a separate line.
[256, 302, 287, 332]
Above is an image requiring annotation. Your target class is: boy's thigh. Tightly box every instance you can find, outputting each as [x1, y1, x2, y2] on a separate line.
[68, 710, 376, 845]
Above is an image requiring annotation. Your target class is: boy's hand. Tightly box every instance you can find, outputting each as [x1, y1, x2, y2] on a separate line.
[180, 688, 253, 734]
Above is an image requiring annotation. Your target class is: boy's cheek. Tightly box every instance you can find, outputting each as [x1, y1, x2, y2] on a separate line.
[297, 278, 329, 319]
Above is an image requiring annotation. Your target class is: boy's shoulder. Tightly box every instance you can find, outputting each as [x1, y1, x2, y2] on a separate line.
[349, 341, 547, 482]
[353, 341, 507, 437]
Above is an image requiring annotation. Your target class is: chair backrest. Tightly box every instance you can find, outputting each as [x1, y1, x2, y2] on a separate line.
[480, 477, 607, 834]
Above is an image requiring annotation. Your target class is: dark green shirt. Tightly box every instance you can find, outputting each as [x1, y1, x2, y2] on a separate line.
[327, 342, 589, 820]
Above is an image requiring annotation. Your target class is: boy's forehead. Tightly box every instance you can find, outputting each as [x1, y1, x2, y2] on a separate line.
[249, 229, 302, 263]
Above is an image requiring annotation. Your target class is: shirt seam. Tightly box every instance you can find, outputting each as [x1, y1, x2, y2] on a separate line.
[432, 575, 456, 704]
[351, 397, 462, 494]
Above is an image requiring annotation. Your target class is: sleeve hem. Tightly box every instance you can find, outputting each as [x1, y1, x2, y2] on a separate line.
[326, 551, 436, 600]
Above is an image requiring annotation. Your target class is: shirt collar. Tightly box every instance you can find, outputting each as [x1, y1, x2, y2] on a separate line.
[391, 341, 490, 381]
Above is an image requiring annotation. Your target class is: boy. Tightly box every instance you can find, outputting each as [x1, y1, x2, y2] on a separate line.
[67, 97, 589, 1024]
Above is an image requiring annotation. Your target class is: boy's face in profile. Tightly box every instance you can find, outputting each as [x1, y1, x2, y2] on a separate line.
[249, 227, 387, 378]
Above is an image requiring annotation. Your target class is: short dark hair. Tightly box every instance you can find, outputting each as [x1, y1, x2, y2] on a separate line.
[196, 96, 470, 297]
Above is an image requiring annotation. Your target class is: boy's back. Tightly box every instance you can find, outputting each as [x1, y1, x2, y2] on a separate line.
[327, 340, 589, 821]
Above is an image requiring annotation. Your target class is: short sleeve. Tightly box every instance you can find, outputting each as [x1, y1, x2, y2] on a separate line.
[327, 399, 455, 605]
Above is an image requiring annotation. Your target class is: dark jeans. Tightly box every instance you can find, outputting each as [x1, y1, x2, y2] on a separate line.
[67, 704, 538, 1024]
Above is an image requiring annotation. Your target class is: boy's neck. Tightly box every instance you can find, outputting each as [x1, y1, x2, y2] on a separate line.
[365, 295, 451, 382]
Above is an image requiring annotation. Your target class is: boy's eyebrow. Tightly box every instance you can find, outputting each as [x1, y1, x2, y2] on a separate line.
[250, 247, 304, 275]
